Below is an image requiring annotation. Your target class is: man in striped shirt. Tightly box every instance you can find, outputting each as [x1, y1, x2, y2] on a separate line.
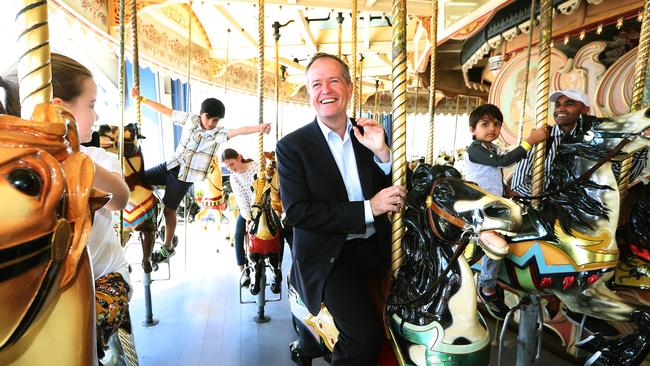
[134, 89, 271, 261]
[510, 89, 647, 197]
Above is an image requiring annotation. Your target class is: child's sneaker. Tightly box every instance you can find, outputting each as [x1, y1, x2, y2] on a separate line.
[478, 286, 510, 320]
[478, 231, 508, 260]
[240, 268, 251, 287]
[151, 246, 175, 263]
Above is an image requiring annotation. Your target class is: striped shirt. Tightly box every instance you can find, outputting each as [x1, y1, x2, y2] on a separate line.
[510, 124, 648, 196]
[166, 110, 229, 183]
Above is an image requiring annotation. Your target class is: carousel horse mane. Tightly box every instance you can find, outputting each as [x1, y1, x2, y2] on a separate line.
[620, 183, 650, 257]
[539, 139, 614, 235]
[388, 164, 466, 327]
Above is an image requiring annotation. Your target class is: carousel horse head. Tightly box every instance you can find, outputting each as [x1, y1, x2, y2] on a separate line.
[425, 165, 523, 243]
[387, 163, 524, 366]
[572, 109, 650, 153]
[0, 104, 103, 361]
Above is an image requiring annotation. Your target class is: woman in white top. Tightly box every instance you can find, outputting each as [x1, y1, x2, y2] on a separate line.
[222, 148, 258, 286]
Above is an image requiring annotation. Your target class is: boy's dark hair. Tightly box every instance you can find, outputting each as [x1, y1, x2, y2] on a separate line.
[468, 103, 503, 129]
[201, 98, 225, 119]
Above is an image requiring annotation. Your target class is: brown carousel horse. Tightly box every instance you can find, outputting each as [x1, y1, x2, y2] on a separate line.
[0, 104, 106, 365]
[97, 123, 158, 271]
[247, 151, 283, 295]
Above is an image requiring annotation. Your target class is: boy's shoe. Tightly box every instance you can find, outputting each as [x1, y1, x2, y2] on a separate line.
[478, 231, 509, 260]
[478, 286, 510, 320]
[151, 246, 175, 263]
[240, 268, 251, 287]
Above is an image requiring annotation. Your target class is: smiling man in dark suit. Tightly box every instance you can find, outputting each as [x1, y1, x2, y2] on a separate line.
[277, 53, 407, 365]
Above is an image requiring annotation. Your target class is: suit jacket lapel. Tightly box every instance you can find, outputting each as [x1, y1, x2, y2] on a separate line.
[350, 120, 373, 200]
[305, 120, 348, 200]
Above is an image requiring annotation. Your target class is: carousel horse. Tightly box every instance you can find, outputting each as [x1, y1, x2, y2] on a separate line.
[194, 156, 229, 230]
[615, 181, 650, 289]
[247, 152, 283, 295]
[453, 112, 650, 366]
[97, 124, 159, 271]
[0, 104, 104, 365]
[288, 164, 524, 365]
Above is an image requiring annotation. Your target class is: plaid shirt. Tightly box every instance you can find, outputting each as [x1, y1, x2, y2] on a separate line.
[166, 110, 229, 183]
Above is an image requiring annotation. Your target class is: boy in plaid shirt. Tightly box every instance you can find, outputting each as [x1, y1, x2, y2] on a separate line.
[133, 88, 270, 261]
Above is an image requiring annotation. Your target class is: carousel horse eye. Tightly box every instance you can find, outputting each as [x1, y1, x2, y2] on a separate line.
[584, 130, 594, 142]
[8, 168, 42, 197]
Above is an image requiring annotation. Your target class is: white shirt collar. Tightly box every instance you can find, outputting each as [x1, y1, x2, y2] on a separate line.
[316, 117, 353, 142]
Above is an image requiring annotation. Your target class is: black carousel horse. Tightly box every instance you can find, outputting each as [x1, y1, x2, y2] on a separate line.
[288, 163, 526, 365]
[453, 111, 650, 366]
[247, 152, 283, 296]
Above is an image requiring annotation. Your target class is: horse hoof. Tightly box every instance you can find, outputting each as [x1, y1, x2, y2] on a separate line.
[290, 341, 313, 366]
[270, 282, 281, 294]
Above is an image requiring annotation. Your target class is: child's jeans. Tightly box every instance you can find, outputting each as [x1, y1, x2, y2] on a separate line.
[478, 255, 501, 289]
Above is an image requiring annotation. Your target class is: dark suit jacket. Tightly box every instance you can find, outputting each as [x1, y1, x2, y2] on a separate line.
[277, 118, 392, 316]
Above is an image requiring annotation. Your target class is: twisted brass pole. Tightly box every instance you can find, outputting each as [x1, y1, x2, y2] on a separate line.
[274, 23, 280, 143]
[426, 0, 439, 165]
[337, 12, 344, 59]
[390, 0, 407, 277]
[517, 0, 536, 145]
[351, 1, 358, 119]
[411, 83, 419, 159]
[358, 54, 364, 116]
[132, 0, 141, 128]
[224, 28, 230, 94]
[531, 0, 553, 207]
[452, 95, 461, 152]
[257, 0, 265, 177]
[118, 0, 126, 246]
[186, 1, 193, 111]
[619, 1, 650, 195]
[373, 79, 379, 118]
[16, 0, 52, 119]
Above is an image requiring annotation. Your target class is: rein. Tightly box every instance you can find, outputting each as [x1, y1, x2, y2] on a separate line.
[512, 133, 639, 201]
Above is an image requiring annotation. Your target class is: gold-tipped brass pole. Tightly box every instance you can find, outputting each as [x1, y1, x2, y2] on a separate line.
[271, 20, 293, 142]
[16, 0, 53, 119]
[351, 1, 358, 119]
[373, 79, 380, 118]
[257, 0, 265, 176]
[118, 0, 126, 246]
[274, 22, 280, 143]
[390, 0, 407, 277]
[132, 0, 141, 128]
[225, 28, 230, 94]
[410, 83, 419, 159]
[358, 54, 364, 116]
[337, 12, 344, 59]
[517, 0, 536, 145]
[531, 0, 553, 207]
[426, 0, 439, 165]
[186, 1, 193, 110]
[619, 1, 650, 196]
[452, 95, 461, 152]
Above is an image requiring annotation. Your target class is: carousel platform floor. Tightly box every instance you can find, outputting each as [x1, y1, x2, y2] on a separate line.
[125, 219, 578, 366]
